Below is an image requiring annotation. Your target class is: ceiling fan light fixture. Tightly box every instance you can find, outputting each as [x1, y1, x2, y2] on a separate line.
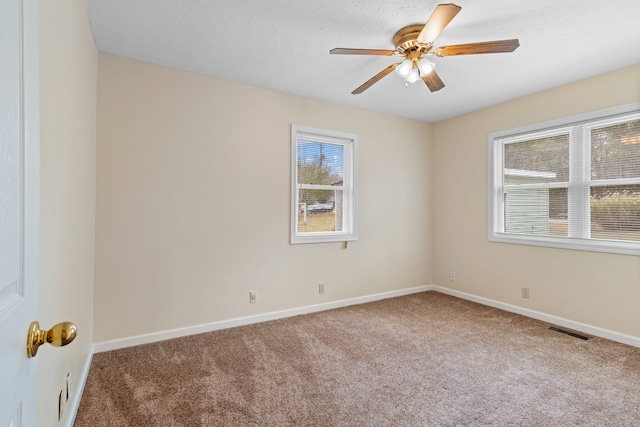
[417, 57, 436, 76]
[407, 67, 420, 83]
[395, 59, 413, 77]
[330, 4, 520, 95]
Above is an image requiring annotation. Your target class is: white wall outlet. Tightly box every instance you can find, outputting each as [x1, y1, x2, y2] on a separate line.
[521, 287, 530, 299]
[249, 291, 257, 303]
[449, 271, 456, 281]
[318, 283, 325, 294]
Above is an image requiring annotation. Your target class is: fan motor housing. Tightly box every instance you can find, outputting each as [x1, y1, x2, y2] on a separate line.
[393, 24, 431, 52]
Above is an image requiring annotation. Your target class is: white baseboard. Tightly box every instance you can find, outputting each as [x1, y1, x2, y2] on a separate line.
[92, 283, 640, 353]
[432, 285, 640, 348]
[93, 285, 434, 353]
[66, 350, 93, 427]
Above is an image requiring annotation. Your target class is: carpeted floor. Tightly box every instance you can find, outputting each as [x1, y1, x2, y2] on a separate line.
[75, 292, 640, 426]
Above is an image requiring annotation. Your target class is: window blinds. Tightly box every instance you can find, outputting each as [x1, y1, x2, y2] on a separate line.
[500, 115, 640, 243]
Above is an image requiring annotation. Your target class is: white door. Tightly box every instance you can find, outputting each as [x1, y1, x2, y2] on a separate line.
[0, 0, 39, 426]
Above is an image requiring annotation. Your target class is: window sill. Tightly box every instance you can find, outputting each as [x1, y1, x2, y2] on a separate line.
[291, 232, 357, 245]
[489, 232, 640, 256]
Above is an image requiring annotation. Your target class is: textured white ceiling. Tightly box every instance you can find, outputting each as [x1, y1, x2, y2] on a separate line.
[86, 0, 640, 123]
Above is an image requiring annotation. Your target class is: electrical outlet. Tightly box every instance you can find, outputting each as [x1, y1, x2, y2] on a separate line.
[318, 283, 325, 294]
[249, 291, 257, 303]
[449, 271, 456, 281]
[521, 287, 530, 299]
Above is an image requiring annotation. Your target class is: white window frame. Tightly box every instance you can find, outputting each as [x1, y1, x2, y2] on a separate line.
[291, 124, 358, 244]
[488, 103, 640, 256]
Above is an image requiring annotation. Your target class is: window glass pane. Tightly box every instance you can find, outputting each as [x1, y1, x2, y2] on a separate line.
[504, 187, 567, 237]
[591, 184, 640, 242]
[297, 141, 344, 185]
[504, 134, 569, 183]
[591, 119, 640, 180]
[297, 189, 343, 233]
[549, 188, 569, 237]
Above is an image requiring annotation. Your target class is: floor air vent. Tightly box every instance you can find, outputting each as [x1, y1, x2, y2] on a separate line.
[549, 326, 589, 340]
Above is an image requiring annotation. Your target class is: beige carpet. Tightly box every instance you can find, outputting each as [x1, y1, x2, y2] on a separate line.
[75, 292, 640, 426]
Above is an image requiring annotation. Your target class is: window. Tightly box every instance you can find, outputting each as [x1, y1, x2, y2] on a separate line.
[489, 103, 640, 255]
[291, 125, 357, 244]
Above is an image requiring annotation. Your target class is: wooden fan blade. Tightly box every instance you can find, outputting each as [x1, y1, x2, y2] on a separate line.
[330, 48, 397, 56]
[417, 3, 462, 44]
[435, 39, 520, 56]
[422, 70, 445, 92]
[352, 64, 397, 95]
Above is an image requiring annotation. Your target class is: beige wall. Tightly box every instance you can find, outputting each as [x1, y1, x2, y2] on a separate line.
[433, 65, 640, 338]
[32, 7, 638, 421]
[94, 54, 433, 342]
[39, 0, 96, 425]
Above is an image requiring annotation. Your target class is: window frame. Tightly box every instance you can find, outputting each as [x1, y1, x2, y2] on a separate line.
[291, 124, 358, 245]
[488, 103, 640, 256]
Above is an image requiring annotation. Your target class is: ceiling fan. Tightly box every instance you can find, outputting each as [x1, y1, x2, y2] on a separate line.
[330, 3, 520, 94]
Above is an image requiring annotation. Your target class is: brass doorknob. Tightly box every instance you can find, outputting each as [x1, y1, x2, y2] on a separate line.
[26, 321, 77, 358]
